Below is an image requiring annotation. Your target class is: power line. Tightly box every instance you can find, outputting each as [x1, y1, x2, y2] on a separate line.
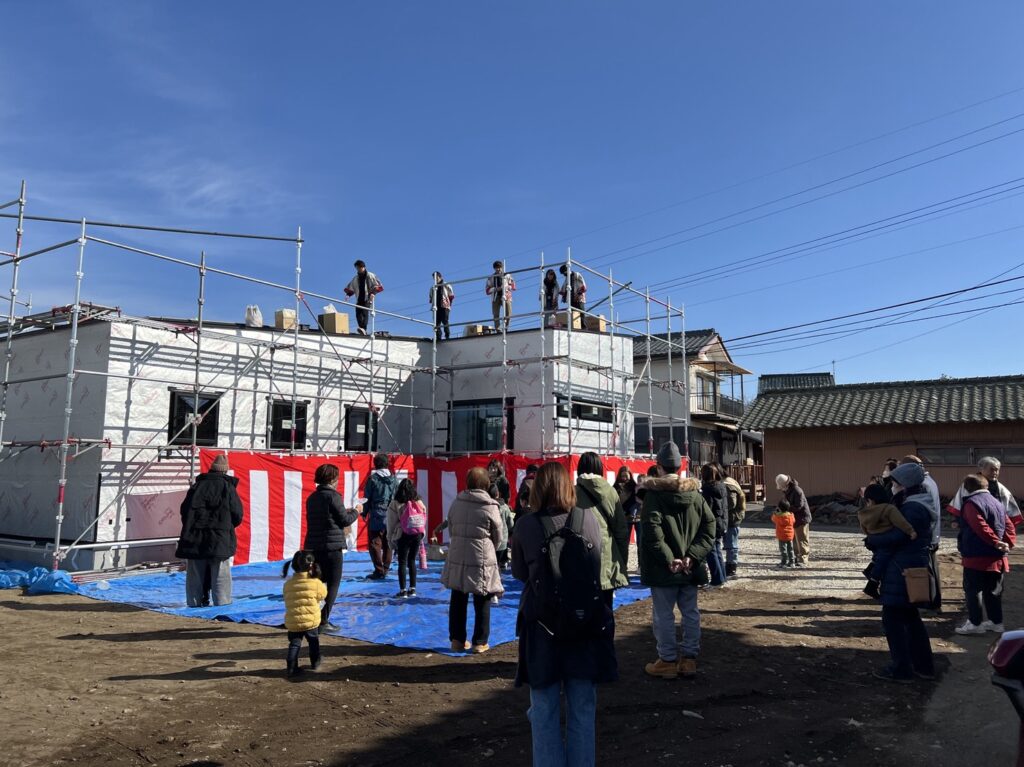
[723, 272, 1024, 344]
[381, 86, 1024, 300]
[587, 122, 1024, 271]
[616, 177, 1024, 302]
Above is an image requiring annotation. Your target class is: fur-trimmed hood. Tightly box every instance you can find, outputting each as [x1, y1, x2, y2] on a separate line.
[644, 474, 700, 494]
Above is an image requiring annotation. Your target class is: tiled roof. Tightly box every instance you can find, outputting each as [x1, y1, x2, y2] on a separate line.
[742, 375, 1024, 430]
[632, 328, 718, 359]
[758, 373, 835, 394]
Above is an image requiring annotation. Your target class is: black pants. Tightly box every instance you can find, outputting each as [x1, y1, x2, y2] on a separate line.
[929, 545, 943, 609]
[396, 533, 422, 590]
[287, 629, 320, 670]
[881, 605, 934, 678]
[434, 307, 450, 340]
[964, 569, 1004, 625]
[313, 548, 343, 626]
[356, 305, 370, 332]
[449, 590, 491, 645]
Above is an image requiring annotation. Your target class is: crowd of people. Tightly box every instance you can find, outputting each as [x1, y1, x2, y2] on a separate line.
[338, 258, 591, 338]
[174, 447, 1020, 764]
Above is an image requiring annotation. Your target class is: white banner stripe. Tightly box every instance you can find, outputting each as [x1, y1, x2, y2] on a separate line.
[417, 469, 430, 514]
[283, 471, 303, 556]
[441, 471, 458, 544]
[249, 471, 270, 564]
[344, 470, 361, 551]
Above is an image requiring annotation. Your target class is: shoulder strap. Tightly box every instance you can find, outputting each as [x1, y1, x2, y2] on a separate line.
[567, 507, 586, 535]
[538, 513, 558, 540]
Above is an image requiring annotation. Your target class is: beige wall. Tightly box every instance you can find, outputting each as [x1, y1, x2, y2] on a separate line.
[763, 422, 1024, 501]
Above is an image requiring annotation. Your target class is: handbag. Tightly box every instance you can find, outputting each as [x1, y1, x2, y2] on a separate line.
[903, 566, 936, 607]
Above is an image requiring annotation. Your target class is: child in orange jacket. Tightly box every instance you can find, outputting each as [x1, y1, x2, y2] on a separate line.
[773, 499, 796, 568]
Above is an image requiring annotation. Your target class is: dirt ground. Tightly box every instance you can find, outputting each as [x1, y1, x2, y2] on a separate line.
[1, 526, 1018, 767]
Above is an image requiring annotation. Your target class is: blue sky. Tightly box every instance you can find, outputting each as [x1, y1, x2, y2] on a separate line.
[1, 2, 1022, 384]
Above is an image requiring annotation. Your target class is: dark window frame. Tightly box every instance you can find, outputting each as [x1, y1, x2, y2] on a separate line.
[556, 395, 614, 424]
[447, 397, 515, 453]
[267, 399, 309, 450]
[344, 405, 379, 452]
[167, 389, 221, 447]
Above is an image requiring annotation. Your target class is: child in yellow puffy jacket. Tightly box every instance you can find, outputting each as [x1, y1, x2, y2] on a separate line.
[282, 550, 328, 677]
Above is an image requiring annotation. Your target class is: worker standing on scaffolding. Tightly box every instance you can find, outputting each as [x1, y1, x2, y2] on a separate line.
[559, 264, 587, 312]
[344, 260, 384, 335]
[486, 260, 515, 331]
[429, 271, 455, 340]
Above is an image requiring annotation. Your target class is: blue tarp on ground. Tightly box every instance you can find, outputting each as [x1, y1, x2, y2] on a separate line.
[76, 552, 651, 654]
[0, 561, 78, 593]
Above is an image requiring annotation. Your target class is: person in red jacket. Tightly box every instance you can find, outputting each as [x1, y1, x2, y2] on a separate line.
[952, 473, 1015, 636]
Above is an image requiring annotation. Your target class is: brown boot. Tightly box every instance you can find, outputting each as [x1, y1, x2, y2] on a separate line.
[644, 658, 679, 679]
[677, 657, 697, 678]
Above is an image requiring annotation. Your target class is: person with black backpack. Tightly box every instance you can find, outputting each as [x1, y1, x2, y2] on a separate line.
[512, 461, 617, 767]
[641, 443, 716, 680]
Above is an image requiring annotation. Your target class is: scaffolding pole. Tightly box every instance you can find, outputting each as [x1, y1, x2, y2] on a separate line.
[500, 259, 509, 453]
[565, 249, 573, 456]
[291, 227, 302, 454]
[539, 252, 546, 458]
[53, 219, 86, 568]
[430, 276, 438, 457]
[0, 181, 26, 451]
[608, 266, 618, 453]
[680, 305, 690, 463]
[367, 303, 376, 454]
[666, 299, 675, 453]
[645, 286, 654, 456]
[189, 250, 206, 483]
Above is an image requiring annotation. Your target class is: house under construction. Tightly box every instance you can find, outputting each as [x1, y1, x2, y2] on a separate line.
[0, 181, 756, 573]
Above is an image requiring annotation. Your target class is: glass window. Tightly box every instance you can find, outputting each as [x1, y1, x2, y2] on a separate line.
[1001, 447, 1024, 465]
[344, 406, 378, 452]
[268, 400, 308, 450]
[449, 399, 514, 452]
[168, 391, 220, 446]
[556, 396, 614, 423]
[917, 447, 972, 465]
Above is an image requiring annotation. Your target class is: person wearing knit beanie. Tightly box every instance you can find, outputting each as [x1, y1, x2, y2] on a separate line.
[656, 441, 682, 473]
[176, 453, 244, 607]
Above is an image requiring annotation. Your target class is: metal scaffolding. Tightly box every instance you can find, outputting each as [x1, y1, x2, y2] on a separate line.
[0, 181, 697, 572]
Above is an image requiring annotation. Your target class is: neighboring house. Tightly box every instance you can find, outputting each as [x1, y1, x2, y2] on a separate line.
[743, 374, 1024, 500]
[633, 328, 761, 469]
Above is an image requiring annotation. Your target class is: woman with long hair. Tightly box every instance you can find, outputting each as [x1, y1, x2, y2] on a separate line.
[513, 461, 617, 766]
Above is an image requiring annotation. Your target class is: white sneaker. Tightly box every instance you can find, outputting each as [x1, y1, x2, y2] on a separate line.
[955, 621, 987, 635]
[980, 621, 1005, 633]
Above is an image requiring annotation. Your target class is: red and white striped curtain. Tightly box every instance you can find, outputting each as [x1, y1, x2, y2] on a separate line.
[200, 450, 662, 565]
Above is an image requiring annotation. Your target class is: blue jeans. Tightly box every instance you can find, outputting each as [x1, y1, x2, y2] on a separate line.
[707, 539, 727, 586]
[724, 526, 739, 566]
[651, 584, 700, 660]
[528, 678, 597, 767]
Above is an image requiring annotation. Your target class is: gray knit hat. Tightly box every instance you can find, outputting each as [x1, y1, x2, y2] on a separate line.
[656, 441, 682, 471]
[210, 454, 230, 473]
[889, 461, 924, 489]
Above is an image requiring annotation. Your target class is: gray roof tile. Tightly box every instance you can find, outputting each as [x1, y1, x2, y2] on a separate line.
[742, 374, 1024, 430]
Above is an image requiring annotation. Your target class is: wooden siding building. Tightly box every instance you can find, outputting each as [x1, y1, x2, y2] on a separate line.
[743, 374, 1024, 500]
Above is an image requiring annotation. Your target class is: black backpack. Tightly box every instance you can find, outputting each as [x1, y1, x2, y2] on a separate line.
[536, 508, 606, 641]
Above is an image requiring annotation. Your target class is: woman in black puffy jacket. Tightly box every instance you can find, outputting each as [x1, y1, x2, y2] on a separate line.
[700, 464, 729, 587]
[304, 463, 360, 633]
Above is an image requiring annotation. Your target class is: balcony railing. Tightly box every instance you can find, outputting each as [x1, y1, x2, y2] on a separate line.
[691, 392, 745, 418]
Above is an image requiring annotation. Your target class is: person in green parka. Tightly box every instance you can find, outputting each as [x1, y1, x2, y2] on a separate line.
[575, 452, 631, 608]
[639, 442, 716, 680]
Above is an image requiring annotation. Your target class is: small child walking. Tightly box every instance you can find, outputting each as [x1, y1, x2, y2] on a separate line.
[282, 550, 327, 677]
[859, 483, 917, 598]
[387, 478, 427, 598]
[491, 483, 515, 570]
[773, 499, 796, 568]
